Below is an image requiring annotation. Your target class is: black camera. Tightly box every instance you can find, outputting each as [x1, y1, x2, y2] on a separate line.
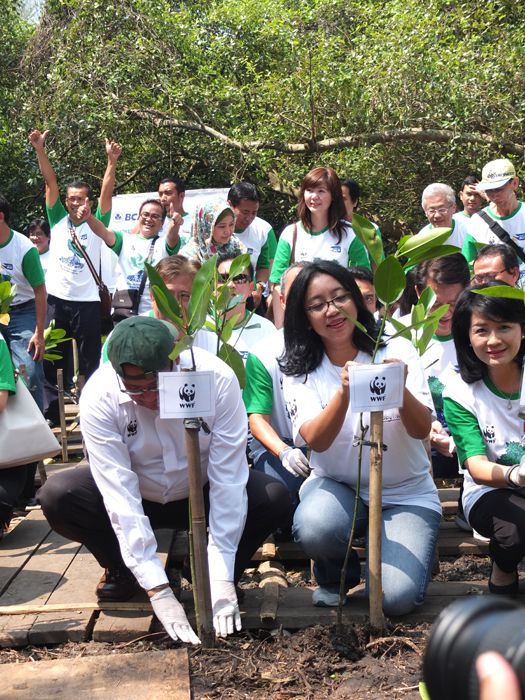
[423, 596, 525, 699]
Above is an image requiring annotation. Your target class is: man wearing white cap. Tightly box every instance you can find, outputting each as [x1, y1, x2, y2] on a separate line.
[462, 158, 525, 283]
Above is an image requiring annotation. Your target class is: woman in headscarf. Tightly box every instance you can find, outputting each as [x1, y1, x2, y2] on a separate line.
[180, 200, 247, 262]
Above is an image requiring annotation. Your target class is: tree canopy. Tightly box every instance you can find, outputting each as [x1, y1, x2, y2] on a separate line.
[3, 0, 525, 240]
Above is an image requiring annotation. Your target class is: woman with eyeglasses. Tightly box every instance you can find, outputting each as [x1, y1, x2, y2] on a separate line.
[180, 200, 247, 263]
[269, 167, 370, 327]
[215, 254, 275, 362]
[443, 284, 525, 594]
[26, 218, 51, 274]
[279, 260, 441, 614]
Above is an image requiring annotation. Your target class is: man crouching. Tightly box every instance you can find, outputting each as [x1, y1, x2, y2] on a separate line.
[38, 316, 291, 643]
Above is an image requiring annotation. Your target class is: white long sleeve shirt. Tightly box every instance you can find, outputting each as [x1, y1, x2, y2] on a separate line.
[79, 347, 249, 590]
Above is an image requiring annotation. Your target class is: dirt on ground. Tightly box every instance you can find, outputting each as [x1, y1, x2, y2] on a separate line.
[0, 553, 502, 698]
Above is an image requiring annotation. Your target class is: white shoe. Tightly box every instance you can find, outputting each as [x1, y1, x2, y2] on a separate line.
[312, 587, 347, 607]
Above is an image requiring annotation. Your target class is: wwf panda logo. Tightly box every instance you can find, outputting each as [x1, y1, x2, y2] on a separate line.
[127, 419, 137, 437]
[370, 376, 387, 395]
[179, 383, 196, 402]
[483, 425, 496, 443]
[286, 398, 298, 422]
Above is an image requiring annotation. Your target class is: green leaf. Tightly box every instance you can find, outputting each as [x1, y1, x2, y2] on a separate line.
[351, 212, 384, 266]
[220, 313, 242, 344]
[374, 255, 406, 305]
[401, 245, 461, 271]
[218, 342, 246, 388]
[387, 315, 412, 340]
[150, 284, 185, 332]
[188, 255, 215, 334]
[225, 253, 251, 279]
[472, 286, 525, 300]
[417, 286, 437, 313]
[396, 227, 452, 260]
[214, 284, 233, 313]
[169, 334, 194, 360]
[43, 352, 63, 361]
[416, 318, 439, 355]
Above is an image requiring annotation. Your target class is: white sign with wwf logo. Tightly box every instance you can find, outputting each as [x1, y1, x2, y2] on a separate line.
[348, 362, 404, 413]
[158, 371, 216, 419]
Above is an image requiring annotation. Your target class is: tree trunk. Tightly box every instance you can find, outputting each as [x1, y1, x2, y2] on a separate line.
[368, 411, 385, 634]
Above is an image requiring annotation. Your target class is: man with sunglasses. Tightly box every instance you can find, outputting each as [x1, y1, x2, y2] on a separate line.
[38, 316, 291, 643]
[216, 255, 275, 362]
[463, 158, 525, 284]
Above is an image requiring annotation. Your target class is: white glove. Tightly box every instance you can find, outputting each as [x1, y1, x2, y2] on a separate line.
[150, 587, 201, 645]
[279, 447, 310, 478]
[210, 580, 241, 638]
[508, 456, 525, 487]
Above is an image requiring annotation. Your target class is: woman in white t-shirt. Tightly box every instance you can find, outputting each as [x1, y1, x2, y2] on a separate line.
[269, 167, 370, 327]
[443, 284, 525, 595]
[279, 260, 441, 614]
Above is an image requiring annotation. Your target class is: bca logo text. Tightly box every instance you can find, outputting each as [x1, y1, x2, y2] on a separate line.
[369, 375, 386, 402]
[179, 383, 196, 407]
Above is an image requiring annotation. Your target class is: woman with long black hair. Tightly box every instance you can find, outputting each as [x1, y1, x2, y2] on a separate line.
[279, 260, 441, 614]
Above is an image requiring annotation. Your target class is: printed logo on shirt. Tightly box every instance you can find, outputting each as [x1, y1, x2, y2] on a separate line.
[1, 262, 13, 271]
[126, 271, 143, 288]
[330, 245, 342, 253]
[512, 233, 525, 241]
[482, 425, 496, 444]
[67, 238, 86, 259]
[179, 383, 196, 408]
[498, 441, 525, 466]
[369, 375, 387, 402]
[286, 398, 298, 423]
[130, 253, 146, 269]
[247, 247, 254, 254]
[59, 254, 84, 273]
[127, 419, 138, 437]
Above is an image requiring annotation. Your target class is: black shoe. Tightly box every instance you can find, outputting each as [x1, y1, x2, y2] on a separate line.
[96, 567, 140, 601]
[488, 562, 519, 595]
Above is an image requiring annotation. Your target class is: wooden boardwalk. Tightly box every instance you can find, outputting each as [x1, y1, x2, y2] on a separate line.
[1, 486, 522, 648]
[1, 402, 522, 647]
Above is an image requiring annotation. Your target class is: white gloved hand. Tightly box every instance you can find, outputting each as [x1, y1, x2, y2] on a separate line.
[150, 587, 201, 645]
[210, 580, 241, 638]
[509, 455, 525, 487]
[279, 447, 311, 478]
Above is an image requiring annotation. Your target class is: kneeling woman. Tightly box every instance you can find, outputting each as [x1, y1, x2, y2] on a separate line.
[443, 285, 525, 594]
[280, 260, 441, 614]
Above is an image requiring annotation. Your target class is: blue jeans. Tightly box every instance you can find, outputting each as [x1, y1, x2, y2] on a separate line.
[292, 476, 441, 616]
[4, 301, 44, 411]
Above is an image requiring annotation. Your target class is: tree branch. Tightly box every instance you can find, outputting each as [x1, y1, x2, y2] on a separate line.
[126, 109, 525, 157]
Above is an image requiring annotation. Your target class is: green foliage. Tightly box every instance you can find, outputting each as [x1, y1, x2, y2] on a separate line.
[374, 256, 405, 305]
[43, 320, 71, 361]
[4, 0, 525, 236]
[0, 280, 16, 326]
[472, 285, 525, 301]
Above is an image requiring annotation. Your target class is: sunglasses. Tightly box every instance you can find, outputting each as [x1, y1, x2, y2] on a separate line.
[219, 273, 251, 284]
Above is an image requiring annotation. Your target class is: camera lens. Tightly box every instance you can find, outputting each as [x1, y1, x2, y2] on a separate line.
[423, 597, 525, 700]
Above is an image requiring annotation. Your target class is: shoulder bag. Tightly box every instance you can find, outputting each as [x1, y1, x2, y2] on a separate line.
[0, 371, 60, 468]
[112, 236, 159, 323]
[477, 210, 525, 264]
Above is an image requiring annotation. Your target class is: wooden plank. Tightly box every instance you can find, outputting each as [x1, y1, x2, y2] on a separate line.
[93, 529, 174, 643]
[438, 487, 459, 502]
[1, 649, 190, 700]
[0, 530, 82, 647]
[0, 511, 51, 596]
[29, 546, 102, 644]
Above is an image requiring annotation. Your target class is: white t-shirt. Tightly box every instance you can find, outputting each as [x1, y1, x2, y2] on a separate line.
[465, 202, 525, 283]
[46, 199, 106, 302]
[269, 221, 370, 285]
[283, 336, 440, 512]
[417, 218, 469, 249]
[159, 212, 193, 246]
[243, 329, 292, 461]
[420, 334, 458, 429]
[111, 232, 174, 315]
[227, 312, 276, 363]
[235, 216, 276, 271]
[0, 230, 44, 305]
[443, 375, 524, 520]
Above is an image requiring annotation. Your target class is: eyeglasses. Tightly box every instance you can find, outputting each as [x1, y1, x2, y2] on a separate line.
[305, 292, 354, 314]
[140, 212, 162, 221]
[471, 270, 507, 284]
[219, 273, 251, 284]
[117, 364, 172, 396]
[425, 207, 451, 216]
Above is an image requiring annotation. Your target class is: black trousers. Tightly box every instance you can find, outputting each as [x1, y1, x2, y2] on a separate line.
[38, 465, 292, 584]
[44, 295, 102, 420]
[468, 487, 525, 573]
[0, 465, 28, 526]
